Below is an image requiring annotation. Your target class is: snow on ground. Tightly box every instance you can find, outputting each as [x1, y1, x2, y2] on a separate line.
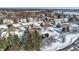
[41, 33, 79, 51]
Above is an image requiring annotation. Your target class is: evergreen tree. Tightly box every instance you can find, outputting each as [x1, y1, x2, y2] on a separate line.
[0, 32, 21, 51]
[24, 30, 42, 51]
[0, 37, 9, 51]
[0, 19, 3, 24]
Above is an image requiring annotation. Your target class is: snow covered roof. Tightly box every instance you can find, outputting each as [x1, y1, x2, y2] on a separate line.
[12, 24, 21, 27]
[70, 23, 79, 27]
[0, 24, 8, 29]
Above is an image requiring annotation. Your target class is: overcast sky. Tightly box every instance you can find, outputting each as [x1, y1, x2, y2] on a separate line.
[0, 0, 78, 8]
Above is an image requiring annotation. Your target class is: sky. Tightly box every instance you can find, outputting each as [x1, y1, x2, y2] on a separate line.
[0, 0, 78, 7]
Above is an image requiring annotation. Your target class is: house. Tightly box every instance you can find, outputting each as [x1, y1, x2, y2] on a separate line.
[3, 19, 14, 24]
